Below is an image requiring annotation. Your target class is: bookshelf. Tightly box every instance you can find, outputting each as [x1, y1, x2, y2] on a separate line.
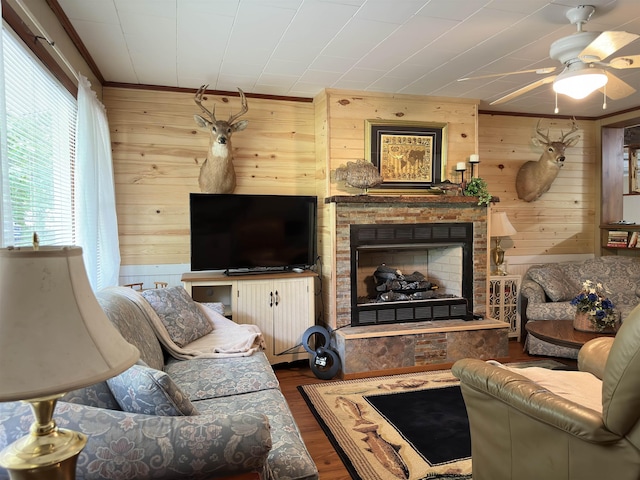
[601, 224, 640, 254]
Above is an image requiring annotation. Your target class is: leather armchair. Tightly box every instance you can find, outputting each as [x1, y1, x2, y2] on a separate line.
[452, 304, 640, 480]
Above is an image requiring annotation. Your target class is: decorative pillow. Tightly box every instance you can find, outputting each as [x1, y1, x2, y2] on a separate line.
[528, 265, 579, 302]
[141, 286, 213, 347]
[200, 302, 226, 316]
[107, 363, 199, 416]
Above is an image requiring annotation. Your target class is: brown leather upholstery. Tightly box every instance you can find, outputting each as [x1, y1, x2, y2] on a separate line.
[452, 304, 640, 480]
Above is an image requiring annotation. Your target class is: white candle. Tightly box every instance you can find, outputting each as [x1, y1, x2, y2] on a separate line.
[469, 154, 480, 163]
[456, 162, 466, 171]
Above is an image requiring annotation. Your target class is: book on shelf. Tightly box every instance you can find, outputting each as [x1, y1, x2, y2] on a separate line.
[607, 230, 629, 247]
[629, 231, 639, 248]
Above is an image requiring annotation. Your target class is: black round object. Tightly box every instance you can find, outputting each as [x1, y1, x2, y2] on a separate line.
[309, 347, 341, 380]
[301, 326, 331, 354]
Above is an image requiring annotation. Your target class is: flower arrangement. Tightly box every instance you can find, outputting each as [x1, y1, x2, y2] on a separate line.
[570, 280, 618, 331]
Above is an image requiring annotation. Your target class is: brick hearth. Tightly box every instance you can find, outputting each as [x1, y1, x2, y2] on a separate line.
[326, 195, 509, 376]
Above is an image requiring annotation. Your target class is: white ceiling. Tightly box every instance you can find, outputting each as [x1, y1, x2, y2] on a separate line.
[56, 0, 640, 118]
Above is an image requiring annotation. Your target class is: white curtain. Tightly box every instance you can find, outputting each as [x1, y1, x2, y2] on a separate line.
[76, 74, 120, 290]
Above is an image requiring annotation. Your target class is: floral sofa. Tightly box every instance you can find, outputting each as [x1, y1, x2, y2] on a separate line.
[0, 286, 318, 480]
[521, 256, 640, 359]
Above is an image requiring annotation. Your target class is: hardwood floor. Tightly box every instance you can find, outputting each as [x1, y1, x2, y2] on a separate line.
[273, 339, 576, 480]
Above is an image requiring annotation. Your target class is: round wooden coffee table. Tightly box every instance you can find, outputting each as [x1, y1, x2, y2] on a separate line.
[525, 320, 616, 349]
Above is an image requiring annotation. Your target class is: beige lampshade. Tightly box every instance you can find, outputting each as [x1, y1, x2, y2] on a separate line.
[0, 246, 139, 402]
[490, 211, 517, 237]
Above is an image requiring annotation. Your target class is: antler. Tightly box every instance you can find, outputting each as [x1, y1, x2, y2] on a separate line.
[559, 118, 579, 143]
[194, 84, 216, 122]
[228, 88, 248, 124]
[535, 119, 551, 144]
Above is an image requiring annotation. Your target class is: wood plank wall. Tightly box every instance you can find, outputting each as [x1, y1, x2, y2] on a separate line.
[478, 114, 597, 263]
[104, 87, 316, 266]
[104, 86, 598, 286]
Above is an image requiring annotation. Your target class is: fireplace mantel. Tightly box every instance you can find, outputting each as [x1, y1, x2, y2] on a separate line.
[326, 194, 482, 205]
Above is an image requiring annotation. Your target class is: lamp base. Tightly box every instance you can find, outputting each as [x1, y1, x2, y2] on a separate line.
[492, 238, 508, 276]
[0, 396, 86, 480]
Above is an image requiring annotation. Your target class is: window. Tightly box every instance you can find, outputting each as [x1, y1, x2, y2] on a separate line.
[2, 27, 77, 247]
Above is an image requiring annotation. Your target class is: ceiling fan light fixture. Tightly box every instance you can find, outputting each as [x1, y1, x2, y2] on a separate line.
[552, 67, 608, 99]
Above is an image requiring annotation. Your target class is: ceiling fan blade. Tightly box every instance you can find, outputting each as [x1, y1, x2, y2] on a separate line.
[458, 67, 556, 81]
[579, 31, 640, 62]
[601, 71, 636, 100]
[490, 75, 556, 105]
[608, 55, 640, 69]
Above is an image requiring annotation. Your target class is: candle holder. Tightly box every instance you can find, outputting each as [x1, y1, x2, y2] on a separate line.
[469, 154, 480, 178]
[456, 162, 466, 184]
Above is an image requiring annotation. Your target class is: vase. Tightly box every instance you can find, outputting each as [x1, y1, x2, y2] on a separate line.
[573, 311, 618, 333]
[573, 311, 597, 332]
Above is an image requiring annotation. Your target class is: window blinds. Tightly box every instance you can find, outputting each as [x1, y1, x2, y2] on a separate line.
[3, 27, 77, 247]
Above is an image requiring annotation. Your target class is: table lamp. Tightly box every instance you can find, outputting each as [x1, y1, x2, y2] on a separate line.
[0, 243, 139, 480]
[491, 211, 517, 275]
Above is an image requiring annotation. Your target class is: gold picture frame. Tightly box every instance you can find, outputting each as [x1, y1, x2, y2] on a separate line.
[365, 119, 447, 189]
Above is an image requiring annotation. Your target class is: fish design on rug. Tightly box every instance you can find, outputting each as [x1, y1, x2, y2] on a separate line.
[355, 424, 410, 480]
[431, 376, 459, 383]
[377, 378, 431, 390]
[335, 396, 374, 426]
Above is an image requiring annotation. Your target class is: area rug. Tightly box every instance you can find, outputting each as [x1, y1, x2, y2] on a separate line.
[298, 360, 565, 480]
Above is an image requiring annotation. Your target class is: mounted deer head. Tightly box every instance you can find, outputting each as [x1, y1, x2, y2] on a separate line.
[193, 85, 249, 193]
[515, 119, 580, 202]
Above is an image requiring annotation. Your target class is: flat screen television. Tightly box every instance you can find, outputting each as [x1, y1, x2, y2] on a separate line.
[190, 193, 317, 273]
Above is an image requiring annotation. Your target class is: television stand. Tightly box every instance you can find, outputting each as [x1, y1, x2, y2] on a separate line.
[225, 266, 287, 276]
[181, 270, 317, 365]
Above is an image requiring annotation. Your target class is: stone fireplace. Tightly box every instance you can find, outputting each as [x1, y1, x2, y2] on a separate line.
[326, 195, 509, 377]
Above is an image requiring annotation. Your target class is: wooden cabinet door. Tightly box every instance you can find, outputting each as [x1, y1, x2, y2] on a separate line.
[271, 278, 311, 362]
[235, 280, 275, 360]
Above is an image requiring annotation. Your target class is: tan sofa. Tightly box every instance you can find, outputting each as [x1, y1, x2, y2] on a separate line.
[452, 304, 640, 480]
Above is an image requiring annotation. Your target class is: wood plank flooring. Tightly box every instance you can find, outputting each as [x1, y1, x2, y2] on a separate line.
[273, 339, 576, 480]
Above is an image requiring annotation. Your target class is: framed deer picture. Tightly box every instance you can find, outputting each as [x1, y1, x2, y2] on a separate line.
[365, 119, 447, 189]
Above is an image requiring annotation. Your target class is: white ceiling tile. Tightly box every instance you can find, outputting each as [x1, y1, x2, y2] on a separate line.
[355, 0, 427, 24]
[180, 0, 240, 17]
[487, 0, 550, 15]
[58, 0, 119, 24]
[57, 0, 640, 117]
[338, 67, 386, 83]
[299, 69, 344, 85]
[68, 19, 137, 83]
[113, 0, 176, 18]
[416, 0, 489, 21]
[215, 74, 257, 92]
[321, 18, 399, 59]
[367, 76, 413, 92]
[332, 79, 373, 90]
[176, 13, 231, 77]
[256, 73, 298, 89]
[355, 15, 459, 70]
[311, 56, 359, 72]
[220, 62, 265, 76]
[263, 59, 309, 76]
[271, 1, 360, 62]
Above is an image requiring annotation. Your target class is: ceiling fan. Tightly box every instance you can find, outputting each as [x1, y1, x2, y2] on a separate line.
[459, 5, 640, 109]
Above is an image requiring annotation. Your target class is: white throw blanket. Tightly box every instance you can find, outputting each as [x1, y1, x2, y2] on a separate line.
[117, 287, 266, 359]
